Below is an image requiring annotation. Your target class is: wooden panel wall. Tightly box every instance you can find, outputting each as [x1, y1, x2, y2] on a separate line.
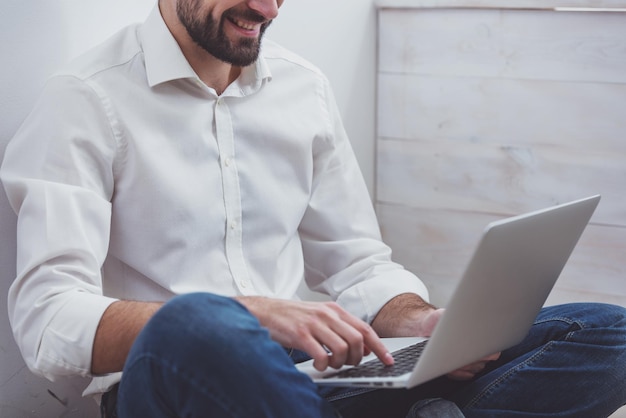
[376, 7, 626, 307]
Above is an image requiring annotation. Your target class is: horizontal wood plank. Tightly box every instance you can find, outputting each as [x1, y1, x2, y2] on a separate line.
[376, 5, 626, 311]
[376, 203, 626, 307]
[376, 0, 626, 11]
[379, 9, 626, 84]
[376, 138, 626, 227]
[377, 74, 626, 154]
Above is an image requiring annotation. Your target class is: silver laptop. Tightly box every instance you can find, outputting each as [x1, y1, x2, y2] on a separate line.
[297, 195, 601, 389]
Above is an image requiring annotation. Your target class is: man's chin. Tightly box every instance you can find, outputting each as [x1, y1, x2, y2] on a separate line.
[215, 39, 261, 67]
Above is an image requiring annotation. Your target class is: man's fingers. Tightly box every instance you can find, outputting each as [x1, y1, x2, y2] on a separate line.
[447, 352, 501, 380]
[246, 299, 392, 371]
[447, 369, 479, 381]
[363, 332, 394, 366]
[302, 336, 332, 371]
[484, 352, 501, 362]
[447, 362, 486, 380]
[326, 322, 365, 367]
[336, 309, 394, 366]
[305, 302, 393, 370]
[314, 305, 373, 368]
[315, 327, 354, 369]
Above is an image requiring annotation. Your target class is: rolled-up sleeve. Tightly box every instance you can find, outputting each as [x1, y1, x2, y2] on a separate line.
[1, 76, 119, 380]
[298, 78, 429, 324]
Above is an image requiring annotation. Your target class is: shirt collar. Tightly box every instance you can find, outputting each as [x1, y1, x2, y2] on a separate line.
[140, 4, 196, 87]
[140, 4, 272, 93]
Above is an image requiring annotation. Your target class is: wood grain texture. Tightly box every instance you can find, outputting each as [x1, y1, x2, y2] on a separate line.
[379, 9, 626, 83]
[377, 75, 626, 153]
[377, 203, 626, 307]
[377, 138, 626, 226]
[376, 7, 626, 309]
[376, 0, 626, 10]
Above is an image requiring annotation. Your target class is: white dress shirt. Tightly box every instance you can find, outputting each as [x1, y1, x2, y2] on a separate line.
[1, 5, 428, 395]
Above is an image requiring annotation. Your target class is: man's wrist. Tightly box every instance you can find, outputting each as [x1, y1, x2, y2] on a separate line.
[370, 293, 437, 338]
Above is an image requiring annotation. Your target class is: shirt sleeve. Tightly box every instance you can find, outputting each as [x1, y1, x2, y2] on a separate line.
[1, 76, 119, 380]
[298, 77, 429, 324]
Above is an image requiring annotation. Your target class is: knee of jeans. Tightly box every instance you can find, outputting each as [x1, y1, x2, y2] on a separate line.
[538, 303, 626, 330]
[606, 303, 626, 326]
[132, 292, 263, 361]
[408, 398, 465, 418]
[123, 292, 290, 393]
[159, 292, 249, 322]
[579, 303, 626, 331]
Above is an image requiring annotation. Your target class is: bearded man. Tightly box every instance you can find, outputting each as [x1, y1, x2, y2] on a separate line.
[2, 1, 625, 417]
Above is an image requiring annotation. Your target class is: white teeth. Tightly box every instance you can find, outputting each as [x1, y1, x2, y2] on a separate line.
[234, 19, 257, 30]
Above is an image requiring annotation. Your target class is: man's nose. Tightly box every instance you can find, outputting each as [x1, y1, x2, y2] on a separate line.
[247, 0, 280, 20]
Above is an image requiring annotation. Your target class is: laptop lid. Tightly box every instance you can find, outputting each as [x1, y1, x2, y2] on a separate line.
[297, 195, 601, 389]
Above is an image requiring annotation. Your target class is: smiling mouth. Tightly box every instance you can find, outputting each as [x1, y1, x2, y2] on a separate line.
[224, 8, 269, 35]
[231, 18, 259, 31]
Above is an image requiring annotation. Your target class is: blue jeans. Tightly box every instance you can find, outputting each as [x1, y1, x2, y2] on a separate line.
[115, 293, 626, 418]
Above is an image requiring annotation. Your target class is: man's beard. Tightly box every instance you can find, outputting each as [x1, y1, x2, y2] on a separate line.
[177, 0, 272, 67]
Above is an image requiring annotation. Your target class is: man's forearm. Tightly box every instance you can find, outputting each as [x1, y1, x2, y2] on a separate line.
[89, 293, 433, 374]
[371, 293, 438, 338]
[91, 300, 163, 375]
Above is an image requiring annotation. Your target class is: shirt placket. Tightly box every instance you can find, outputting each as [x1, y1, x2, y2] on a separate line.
[214, 97, 255, 295]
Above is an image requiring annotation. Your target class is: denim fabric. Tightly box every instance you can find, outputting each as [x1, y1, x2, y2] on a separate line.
[452, 303, 626, 417]
[117, 293, 338, 418]
[114, 294, 626, 418]
[408, 398, 465, 418]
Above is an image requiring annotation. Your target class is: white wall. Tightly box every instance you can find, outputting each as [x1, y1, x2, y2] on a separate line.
[267, 1, 378, 192]
[0, 0, 376, 416]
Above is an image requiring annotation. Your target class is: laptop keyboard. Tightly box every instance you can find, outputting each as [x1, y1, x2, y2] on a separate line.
[324, 340, 428, 379]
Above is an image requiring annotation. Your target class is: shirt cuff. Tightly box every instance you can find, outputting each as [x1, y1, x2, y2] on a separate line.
[36, 293, 118, 381]
[335, 270, 430, 324]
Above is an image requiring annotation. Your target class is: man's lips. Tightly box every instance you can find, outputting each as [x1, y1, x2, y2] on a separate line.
[227, 16, 264, 36]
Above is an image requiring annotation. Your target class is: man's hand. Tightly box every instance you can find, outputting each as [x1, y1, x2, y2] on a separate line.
[236, 297, 394, 371]
[446, 352, 501, 381]
[371, 293, 500, 381]
[414, 308, 501, 381]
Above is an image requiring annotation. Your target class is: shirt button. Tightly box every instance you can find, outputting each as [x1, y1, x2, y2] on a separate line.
[240, 280, 249, 288]
[224, 157, 232, 167]
[230, 221, 237, 230]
